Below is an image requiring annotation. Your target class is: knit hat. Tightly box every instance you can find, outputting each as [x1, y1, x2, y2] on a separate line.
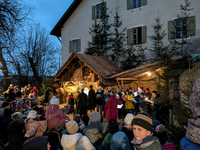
[90, 111, 101, 122]
[125, 113, 134, 125]
[155, 124, 166, 133]
[98, 86, 102, 89]
[27, 110, 37, 119]
[2, 102, 10, 108]
[145, 88, 150, 91]
[65, 120, 79, 134]
[131, 112, 153, 132]
[12, 112, 23, 121]
[50, 96, 59, 105]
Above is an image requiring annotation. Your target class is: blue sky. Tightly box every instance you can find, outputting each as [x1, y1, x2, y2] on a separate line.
[24, 0, 74, 45]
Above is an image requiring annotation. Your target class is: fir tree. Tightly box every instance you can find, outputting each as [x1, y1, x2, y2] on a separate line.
[110, 9, 126, 66]
[148, 16, 167, 63]
[121, 45, 146, 71]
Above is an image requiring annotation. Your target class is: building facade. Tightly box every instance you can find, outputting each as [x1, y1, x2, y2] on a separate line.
[51, 0, 200, 65]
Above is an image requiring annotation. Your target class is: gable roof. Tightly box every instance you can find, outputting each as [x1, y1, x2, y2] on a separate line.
[50, 53, 122, 83]
[50, 0, 82, 37]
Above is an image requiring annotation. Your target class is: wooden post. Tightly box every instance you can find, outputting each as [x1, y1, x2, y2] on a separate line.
[117, 79, 121, 88]
[122, 80, 124, 88]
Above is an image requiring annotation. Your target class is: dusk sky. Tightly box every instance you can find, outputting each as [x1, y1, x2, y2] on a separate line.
[24, 0, 74, 45]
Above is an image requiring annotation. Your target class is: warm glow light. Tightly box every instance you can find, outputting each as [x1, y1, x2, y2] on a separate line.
[147, 72, 151, 76]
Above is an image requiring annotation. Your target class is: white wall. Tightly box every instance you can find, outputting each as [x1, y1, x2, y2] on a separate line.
[61, 0, 200, 65]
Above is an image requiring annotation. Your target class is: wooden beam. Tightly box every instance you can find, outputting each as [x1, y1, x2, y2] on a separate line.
[117, 79, 121, 88]
[116, 78, 138, 80]
[122, 80, 124, 88]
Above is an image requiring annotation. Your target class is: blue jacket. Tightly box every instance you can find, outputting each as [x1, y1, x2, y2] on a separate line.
[180, 136, 200, 150]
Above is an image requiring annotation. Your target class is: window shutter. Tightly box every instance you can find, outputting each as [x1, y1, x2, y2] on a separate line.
[188, 16, 195, 36]
[78, 39, 81, 52]
[142, 26, 147, 43]
[142, 0, 147, 6]
[69, 41, 72, 53]
[92, 6, 95, 20]
[127, 0, 132, 10]
[127, 29, 132, 45]
[168, 20, 174, 39]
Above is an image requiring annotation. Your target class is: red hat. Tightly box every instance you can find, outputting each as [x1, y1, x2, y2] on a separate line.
[145, 88, 150, 91]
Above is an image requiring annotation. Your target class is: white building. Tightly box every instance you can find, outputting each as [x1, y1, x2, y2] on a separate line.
[50, 0, 200, 65]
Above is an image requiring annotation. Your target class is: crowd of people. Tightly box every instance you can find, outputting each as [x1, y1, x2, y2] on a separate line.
[0, 80, 199, 150]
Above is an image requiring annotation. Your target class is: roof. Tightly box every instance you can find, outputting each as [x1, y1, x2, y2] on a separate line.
[109, 57, 181, 79]
[50, 53, 122, 83]
[50, 0, 82, 37]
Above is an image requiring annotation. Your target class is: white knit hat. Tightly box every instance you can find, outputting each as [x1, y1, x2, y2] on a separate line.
[27, 110, 37, 119]
[124, 113, 134, 125]
[50, 96, 59, 105]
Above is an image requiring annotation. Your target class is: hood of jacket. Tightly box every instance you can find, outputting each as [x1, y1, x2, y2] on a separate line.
[61, 133, 82, 149]
[46, 104, 59, 118]
[26, 118, 47, 133]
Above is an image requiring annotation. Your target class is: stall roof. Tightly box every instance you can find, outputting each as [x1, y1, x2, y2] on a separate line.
[50, 53, 122, 83]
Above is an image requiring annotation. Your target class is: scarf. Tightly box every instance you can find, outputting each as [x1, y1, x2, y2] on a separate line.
[131, 134, 153, 145]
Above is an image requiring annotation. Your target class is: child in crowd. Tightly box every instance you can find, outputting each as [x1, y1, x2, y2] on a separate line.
[138, 93, 147, 113]
[12, 112, 23, 121]
[15, 102, 23, 112]
[82, 115, 89, 129]
[24, 110, 47, 138]
[120, 113, 134, 147]
[46, 96, 70, 129]
[131, 112, 163, 150]
[101, 121, 119, 150]
[61, 120, 95, 150]
[73, 114, 84, 132]
[154, 124, 176, 150]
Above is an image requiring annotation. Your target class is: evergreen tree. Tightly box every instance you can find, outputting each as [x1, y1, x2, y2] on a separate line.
[121, 45, 146, 71]
[85, 19, 103, 56]
[99, 0, 112, 58]
[148, 16, 167, 63]
[110, 9, 126, 66]
[85, 0, 111, 58]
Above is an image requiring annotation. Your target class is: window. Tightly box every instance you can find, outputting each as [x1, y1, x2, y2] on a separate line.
[72, 40, 78, 52]
[92, 2, 106, 20]
[175, 19, 188, 39]
[132, 28, 142, 44]
[168, 16, 196, 39]
[127, 26, 147, 45]
[69, 39, 81, 53]
[96, 4, 103, 19]
[133, 0, 141, 9]
[127, 0, 147, 10]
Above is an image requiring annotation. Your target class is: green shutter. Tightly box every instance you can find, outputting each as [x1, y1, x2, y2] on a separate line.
[168, 20, 174, 39]
[69, 41, 72, 53]
[127, 29, 132, 45]
[92, 6, 95, 20]
[188, 16, 195, 36]
[142, 0, 147, 6]
[142, 26, 147, 43]
[127, 0, 132, 10]
[78, 39, 81, 52]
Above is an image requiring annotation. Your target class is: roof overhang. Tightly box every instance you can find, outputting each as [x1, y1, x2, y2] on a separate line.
[50, 0, 83, 37]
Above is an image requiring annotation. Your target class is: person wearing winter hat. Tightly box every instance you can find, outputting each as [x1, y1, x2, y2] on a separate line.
[110, 132, 131, 150]
[2, 101, 11, 110]
[120, 113, 135, 147]
[83, 111, 106, 149]
[180, 78, 200, 150]
[131, 112, 162, 150]
[154, 124, 176, 150]
[46, 96, 70, 129]
[12, 112, 23, 121]
[30, 86, 38, 97]
[3, 120, 27, 150]
[22, 136, 50, 150]
[24, 110, 47, 138]
[61, 120, 95, 150]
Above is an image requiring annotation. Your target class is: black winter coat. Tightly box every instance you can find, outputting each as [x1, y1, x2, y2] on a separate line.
[76, 92, 88, 115]
[88, 89, 96, 110]
[96, 90, 104, 105]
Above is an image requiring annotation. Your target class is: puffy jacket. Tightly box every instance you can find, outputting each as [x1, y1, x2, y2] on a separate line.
[61, 133, 95, 150]
[46, 104, 69, 129]
[123, 95, 135, 110]
[30, 86, 38, 97]
[25, 118, 47, 138]
[180, 136, 200, 150]
[105, 96, 122, 121]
